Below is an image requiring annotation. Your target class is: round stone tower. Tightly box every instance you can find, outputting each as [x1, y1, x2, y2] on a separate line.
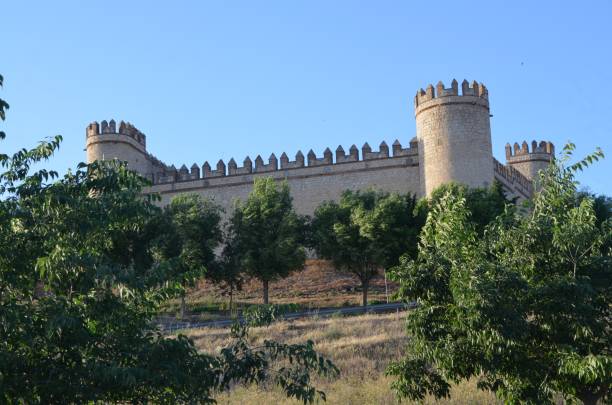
[85, 119, 153, 176]
[505, 140, 555, 181]
[415, 79, 494, 196]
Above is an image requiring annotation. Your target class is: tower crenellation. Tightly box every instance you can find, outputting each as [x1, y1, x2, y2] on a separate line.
[505, 139, 555, 180]
[414, 79, 488, 107]
[86, 119, 162, 178]
[506, 140, 555, 159]
[415, 79, 493, 196]
[87, 119, 147, 148]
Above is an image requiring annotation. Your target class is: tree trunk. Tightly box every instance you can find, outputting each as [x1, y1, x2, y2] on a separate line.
[180, 294, 186, 320]
[362, 279, 369, 307]
[383, 269, 389, 303]
[228, 284, 234, 314]
[263, 279, 269, 305]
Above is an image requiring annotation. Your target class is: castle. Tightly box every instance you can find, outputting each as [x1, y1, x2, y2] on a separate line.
[85, 79, 554, 215]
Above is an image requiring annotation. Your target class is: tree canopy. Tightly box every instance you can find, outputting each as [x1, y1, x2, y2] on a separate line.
[227, 177, 306, 304]
[215, 226, 246, 313]
[311, 190, 422, 306]
[0, 75, 336, 404]
[388, 144, 610, 404]
[422, 180, 512, 234]
[160, 194, 223, 318]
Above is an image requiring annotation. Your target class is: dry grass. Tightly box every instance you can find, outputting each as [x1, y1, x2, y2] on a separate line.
[186, 259, 398, 309]
[185, 312, 501, 404]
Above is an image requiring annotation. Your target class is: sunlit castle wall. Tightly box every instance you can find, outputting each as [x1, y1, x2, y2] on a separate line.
[505, 140, 555, 181]
[85, 119, 166, 180]
[415, 79, 494, 196]
[148, 141, 422, 216]
[84, 78, 546, 216]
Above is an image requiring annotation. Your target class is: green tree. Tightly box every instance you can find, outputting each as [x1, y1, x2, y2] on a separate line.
[422, 180, 512, 234]
[215, 229, 245, 314]
[161, 194, 223, 319]
[311, 190, 422, 307]
[577, 191, 612, 251]
[590, 193, 612, 227]
[388, 144, 610, 404]
[229, 177, 306, 304]
[0, 75, 337, 403]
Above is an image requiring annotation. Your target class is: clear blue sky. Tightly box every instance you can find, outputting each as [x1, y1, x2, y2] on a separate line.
[2, 1, 611, 194]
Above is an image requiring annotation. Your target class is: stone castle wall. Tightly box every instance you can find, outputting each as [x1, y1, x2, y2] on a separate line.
[492, 157, 532, 201]
[84, 79, 553, 215]
[86, 120, 166, 177]
[415, 80, 494, 195]
[148, 142, 420, 216]
[505, 140, 555, 182]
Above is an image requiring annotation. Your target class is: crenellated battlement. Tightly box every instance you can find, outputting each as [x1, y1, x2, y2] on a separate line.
[85, 119, 170, 182]
[86, 119, 147, 147]
[492, 157, 532, 197]
[85, 77, 545, 213]
[503, 140, 555, 182]
[151, 138, 419, 185]
[414, 79, 488, 108]
[505, 140, 555, 160]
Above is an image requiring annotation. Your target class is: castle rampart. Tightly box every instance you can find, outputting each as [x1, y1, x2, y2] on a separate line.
[148, 143, 420, 215]
[492, 157, 532, 200]
[85, 79, 553, 216]
[147, 138, 419, 184]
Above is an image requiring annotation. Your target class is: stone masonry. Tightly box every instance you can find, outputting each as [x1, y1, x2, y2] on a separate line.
[85, 79, 554, 215]
[415, 80, 493, 196]
[505, 140, 556, 182]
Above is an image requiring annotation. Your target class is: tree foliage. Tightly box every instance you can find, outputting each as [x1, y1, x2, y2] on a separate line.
[311, 190, 422, 306]
[577, 190, 612, 252]
[423, 180, 512, 234]
[160, 194, 223, 318]
[388, 144, 610, 404]
[228, 177, 307, 304]
[215, 228, 246, 313]
[0, 76, 336, 403]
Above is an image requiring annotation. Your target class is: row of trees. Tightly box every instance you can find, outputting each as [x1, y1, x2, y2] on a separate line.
[165, 176, 512, 309]
[156, 179, 306, 313]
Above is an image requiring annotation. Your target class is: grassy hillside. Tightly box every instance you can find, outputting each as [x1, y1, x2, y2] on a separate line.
[185, 312, 500, 404]
[164, 260, 398, 319]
